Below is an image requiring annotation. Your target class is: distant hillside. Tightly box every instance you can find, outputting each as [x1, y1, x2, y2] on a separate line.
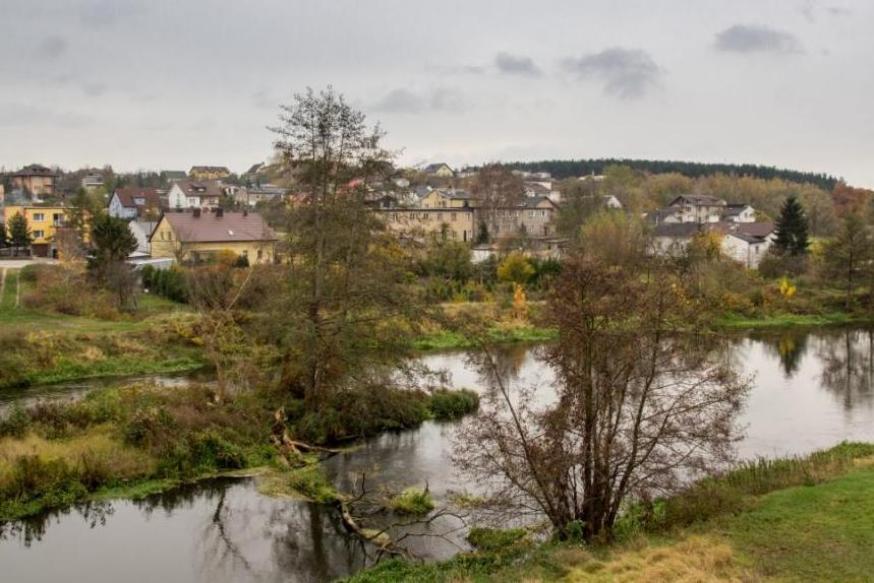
[496, 159, 839, 191]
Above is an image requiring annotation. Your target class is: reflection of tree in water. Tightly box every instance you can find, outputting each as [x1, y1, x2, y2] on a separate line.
[759, 329, 810, 377]
[817, 329, 874, 410]
[0, 499, 115, 547]
[472, 344, 530, 388]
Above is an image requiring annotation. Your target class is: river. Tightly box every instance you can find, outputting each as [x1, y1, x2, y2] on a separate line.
[2, 327, 874, 582]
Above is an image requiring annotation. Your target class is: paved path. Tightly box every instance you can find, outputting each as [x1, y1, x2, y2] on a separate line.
[0, 258, 57, 269]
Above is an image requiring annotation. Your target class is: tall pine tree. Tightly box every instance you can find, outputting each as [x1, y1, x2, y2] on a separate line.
[8, 212, 32, 255]
[773, 195, 809, 256]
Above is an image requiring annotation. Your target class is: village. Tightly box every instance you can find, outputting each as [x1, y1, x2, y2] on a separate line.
[0, 161, 778, 270]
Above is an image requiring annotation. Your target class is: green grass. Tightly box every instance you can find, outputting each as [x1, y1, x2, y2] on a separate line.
[716, 311, 870, 330]
[389, 487, 435, 515]
[414, 325, 558, 351]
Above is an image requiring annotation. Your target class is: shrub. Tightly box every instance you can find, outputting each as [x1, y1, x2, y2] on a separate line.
[286, 466, 337, 503]
[389, 487, 434, 515]
[191, 430, 247, 470]
[467, 527, 527, 551]
[428, 389, 479, 421]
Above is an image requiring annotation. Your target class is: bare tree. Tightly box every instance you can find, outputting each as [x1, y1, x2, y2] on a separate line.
[455, 252, 749, 542]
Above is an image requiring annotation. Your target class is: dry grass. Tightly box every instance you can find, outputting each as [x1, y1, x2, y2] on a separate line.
[563, 536, 757, 583]
[0, 427, 155, 484]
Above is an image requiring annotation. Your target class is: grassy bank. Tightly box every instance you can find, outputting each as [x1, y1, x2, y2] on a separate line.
[346, 442, 874, 582]
[0, 382, 478, 522]
[716, 311, 874, 330]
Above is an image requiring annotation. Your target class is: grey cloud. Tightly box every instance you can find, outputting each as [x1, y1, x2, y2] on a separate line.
[372, 88, 466, 114]
[562, 48, 661, 99]
[715, 25, 802, 54]
[494, 52, 542, 77]
[35, 36, 68, 59]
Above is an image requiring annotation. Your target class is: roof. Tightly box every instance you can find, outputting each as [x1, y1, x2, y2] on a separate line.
[524, 182, 551, 195]
[521, 196, 557, 209]
[734, 222, 774, 238]
[174, 180, 224, 198]
[652, 223, 705, 238]
[114, 187, 162, 209]
[669, 195, 726, 207]
[154, 210, 276, 243]
[13, 164, 55, 178]
[424, 163, 453, 174]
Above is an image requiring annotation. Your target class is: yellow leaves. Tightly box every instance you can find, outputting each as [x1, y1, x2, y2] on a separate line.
[778, 276, 797, 299]
[512, 283, 528, 320]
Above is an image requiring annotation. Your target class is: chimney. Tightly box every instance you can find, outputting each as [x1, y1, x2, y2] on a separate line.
[216, 207, 224, 218]
[193, 208, 201, 218]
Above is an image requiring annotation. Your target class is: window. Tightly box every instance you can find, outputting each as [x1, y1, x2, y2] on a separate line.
[33, 230, 44, 239]
[32, 213, 45, 221]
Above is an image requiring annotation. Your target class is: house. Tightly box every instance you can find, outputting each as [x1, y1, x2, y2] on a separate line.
[160, 170, 187, 183]
[482, 196, 558, 240]
[81, 174, 105, 192]
[233, 184, 287, 207]
[651, 221, 775, 268]
[420, 189, 473, 209]
[722, 203, 756, 223]
[11, 164, 56, 197]
[167, 180, 225, 209]
[189, 166, 231, 181]
[128, 220, 158, 254]
[423, 163, 455, 178]
[376, 206, 475, 243]
[149, 209, 276, 264]
[664, 195, 727, 224]
[1, 205, 68, 257]
[108, 187, 163, 219]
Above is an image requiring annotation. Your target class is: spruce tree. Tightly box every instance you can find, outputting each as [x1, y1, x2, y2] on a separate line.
[8, 212, 32, 253]
[0, 221, 6, 248]
[773, 195, 809, 255]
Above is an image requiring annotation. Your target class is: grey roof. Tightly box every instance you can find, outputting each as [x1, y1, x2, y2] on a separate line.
[652, 223, 706, 238]
[668, 194, 726, 207]
[521, 196, 557, 209]
[424, 163, 453, 174]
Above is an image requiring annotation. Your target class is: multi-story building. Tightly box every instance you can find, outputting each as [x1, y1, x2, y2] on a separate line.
[149, 208, 276, 263]
[11, 164, 56, 197]
[2, 205, 68, 257]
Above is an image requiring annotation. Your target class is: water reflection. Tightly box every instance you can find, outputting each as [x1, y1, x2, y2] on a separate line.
[817, 329, 874, 410]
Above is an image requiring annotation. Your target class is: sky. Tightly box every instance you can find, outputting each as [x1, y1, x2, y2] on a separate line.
[1, 0, 873, 186]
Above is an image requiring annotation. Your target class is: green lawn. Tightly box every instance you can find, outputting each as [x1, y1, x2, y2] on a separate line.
[720, 464, 874, 582]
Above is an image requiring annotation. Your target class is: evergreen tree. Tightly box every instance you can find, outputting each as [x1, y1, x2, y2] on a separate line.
[0, 221, 6, 248]
[8, 212, 32, 255]
[773, 195, 809, 256]
[88, 214, 138, 310]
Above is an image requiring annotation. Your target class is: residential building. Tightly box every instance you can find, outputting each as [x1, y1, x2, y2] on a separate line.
[149, 208, 276, 263]
[651, 221, 775, 268]
[108, 187, 163, 219]
[481, 196, 558, 240]
[376, 207, 475, 243]
[233, 184, 287, 207]
[663, 195, 727, 224]
[1, 205, 68, 257]
[422, 163, 455, 178]
[11, 164, 56, 197]
[189, 166, 231, 181]
[420, 189, 474, 209]
[81, 174, 105, 192]
[167, 180, 224, 209]
[160, 170, 188, 183]
[128, 220, 158, 254]
[722, 203, 756, 223]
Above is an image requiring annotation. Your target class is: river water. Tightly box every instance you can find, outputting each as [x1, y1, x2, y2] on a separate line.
[3, 327, 874, 582]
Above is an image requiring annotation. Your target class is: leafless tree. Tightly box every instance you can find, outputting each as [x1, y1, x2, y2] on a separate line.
[455, 252, 750, 542]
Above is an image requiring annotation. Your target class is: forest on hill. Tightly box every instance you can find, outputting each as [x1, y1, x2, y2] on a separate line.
[496, 158, 839, 190]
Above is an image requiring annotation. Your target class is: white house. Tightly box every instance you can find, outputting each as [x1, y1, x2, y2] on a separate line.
[722, 203, 756, 223]
[664, 195, 727, 224]
[127, 220, 158, 254]
[167, 180, 224, 209]
[108, 188, 163, 219]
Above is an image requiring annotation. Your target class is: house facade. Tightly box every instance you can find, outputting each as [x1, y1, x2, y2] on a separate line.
[149, 209, 276, 263]
[481, 196, 558, 240]
[2, 205, 68, 257]
[423, 163, 455, 178]
[11, 165, 56, 197]
[420, 189, 473, 209]
[651, 221, 775, 268]
[108, 187, 163, 219]
[376, 207, 475, 243]
[167, 180, 224, 209]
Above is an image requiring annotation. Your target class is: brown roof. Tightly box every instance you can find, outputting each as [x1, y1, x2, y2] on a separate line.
[189, 166, 230, 174]
[735, 222, 774, 238]
[114, 187, 162, 209]
[154, 210, 276, 243]
[13, 164, 55, 178]
[176, 180, 224, 198]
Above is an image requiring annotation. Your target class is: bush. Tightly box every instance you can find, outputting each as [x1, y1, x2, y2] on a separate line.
[467, 527, 527, 551]
[428, 389, 479, 421]
[286, 466, 337, 503]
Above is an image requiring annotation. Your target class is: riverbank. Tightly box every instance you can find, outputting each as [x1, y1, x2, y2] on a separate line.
[0, 381, 478, 522]
[346, 442, 874, 582]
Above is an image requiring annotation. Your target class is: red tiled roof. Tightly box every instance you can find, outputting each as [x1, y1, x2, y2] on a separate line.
[154, 210, 276, 243]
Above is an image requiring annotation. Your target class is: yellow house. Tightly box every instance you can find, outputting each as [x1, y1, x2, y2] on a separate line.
[420, 189, 475, 209]
[376, 207, 475, 243]
[150, 208, 276, 264]
[2, 205, 68, 257]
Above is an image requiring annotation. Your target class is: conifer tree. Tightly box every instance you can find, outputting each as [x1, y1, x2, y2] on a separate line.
[8, 212, 32, 255]
[773, 195, 809, 256]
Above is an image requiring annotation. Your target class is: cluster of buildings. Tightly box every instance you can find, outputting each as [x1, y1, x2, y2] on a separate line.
[649, 195, 775, 268]
[0, 161, 776, 270]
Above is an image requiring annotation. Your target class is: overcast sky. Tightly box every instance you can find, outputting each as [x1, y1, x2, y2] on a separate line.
[1, 0, 873, 186]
